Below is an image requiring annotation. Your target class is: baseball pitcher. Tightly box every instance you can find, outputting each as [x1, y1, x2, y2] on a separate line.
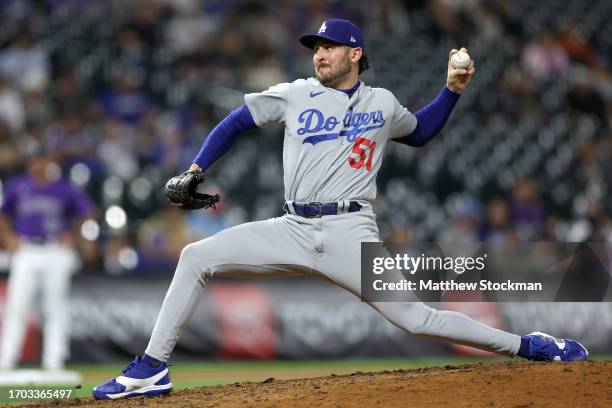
[93, 19, 588, 400]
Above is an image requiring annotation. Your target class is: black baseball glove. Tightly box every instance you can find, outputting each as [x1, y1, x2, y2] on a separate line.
[164, 170, 220, 210]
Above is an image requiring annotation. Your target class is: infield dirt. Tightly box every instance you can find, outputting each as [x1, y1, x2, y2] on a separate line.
[18, 360, 612, 407]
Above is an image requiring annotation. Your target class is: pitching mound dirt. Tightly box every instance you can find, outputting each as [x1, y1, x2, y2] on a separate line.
[19, 360, 611, 408]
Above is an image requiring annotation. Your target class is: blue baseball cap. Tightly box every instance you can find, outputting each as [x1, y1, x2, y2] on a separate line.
[299, 19, 364, 51]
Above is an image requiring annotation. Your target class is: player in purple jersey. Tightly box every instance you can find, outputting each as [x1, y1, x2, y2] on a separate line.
[0, 146, 94, 371]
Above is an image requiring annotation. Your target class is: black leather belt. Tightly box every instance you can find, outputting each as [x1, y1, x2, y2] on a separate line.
[284, 201, 363, 218]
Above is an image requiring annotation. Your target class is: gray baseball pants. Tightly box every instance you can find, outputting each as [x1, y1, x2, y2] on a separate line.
[145, 205, 521, 361]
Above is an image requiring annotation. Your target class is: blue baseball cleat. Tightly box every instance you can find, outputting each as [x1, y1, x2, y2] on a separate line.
[92, 356, 172, 399]
[524, 332, 589, 362]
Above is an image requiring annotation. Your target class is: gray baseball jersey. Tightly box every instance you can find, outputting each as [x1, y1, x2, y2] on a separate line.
[245, 78, 417, 202]
[145, 78, 522, 362]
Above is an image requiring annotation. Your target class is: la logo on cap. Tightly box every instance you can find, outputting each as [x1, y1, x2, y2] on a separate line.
[350, 36, 356, 42]
[318, 22, 327, 33]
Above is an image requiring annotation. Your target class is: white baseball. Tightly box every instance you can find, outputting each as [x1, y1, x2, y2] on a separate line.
[451, 51, 471, 69]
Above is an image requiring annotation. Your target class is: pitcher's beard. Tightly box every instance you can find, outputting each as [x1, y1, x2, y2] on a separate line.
[315, 58, 351, 86]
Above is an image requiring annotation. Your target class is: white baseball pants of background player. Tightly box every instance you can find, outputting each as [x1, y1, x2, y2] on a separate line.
[0, 242, 77, 370]
[145, 204, 521, 361]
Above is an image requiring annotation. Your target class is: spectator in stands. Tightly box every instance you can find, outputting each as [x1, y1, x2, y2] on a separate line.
[566, 199, 612, 242]
[47, 115, 98, 169]
[511, 177, 547, 241]
[97, 119, 139, 180]
[0, 31, 49, 93]
[128, 0, 164, 49]
[0, 121, 22, 178]
[137, 206, 197, 274]
[18, 122, 48, 163]
[497, 66, 536, 120]
[386, 216, 414, 243]
[154, 118, 199, 174]
[165, 1, 217, 57]
[438, 196, 481, 242]
[522, 31, 569, 78]
[95, 69, 155, 125]
[428, 0, 474, 44]
[52, 69, 89, 118]
[469, 1, 504, 45]
[557, 20, 601, 68]
[0, 74, 25, 134]
[23, 87, 52, 126]
[479, 197, 514, 243]
[113, 26, 150, 70]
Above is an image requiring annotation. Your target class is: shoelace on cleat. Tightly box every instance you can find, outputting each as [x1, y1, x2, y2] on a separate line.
[121, 360, 138, 374]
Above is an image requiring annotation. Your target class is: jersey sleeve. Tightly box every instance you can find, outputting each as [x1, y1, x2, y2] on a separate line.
[388, 95, 418, 139]
[244, 82, 290, 127]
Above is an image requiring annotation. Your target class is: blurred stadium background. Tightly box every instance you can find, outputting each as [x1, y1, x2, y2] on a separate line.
[0, 0, 611, 391]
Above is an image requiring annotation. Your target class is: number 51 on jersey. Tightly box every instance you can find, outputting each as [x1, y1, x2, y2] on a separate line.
[348, 137, 377, 171]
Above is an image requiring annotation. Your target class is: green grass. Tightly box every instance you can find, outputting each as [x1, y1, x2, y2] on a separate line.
[2, 355, 610, 404]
